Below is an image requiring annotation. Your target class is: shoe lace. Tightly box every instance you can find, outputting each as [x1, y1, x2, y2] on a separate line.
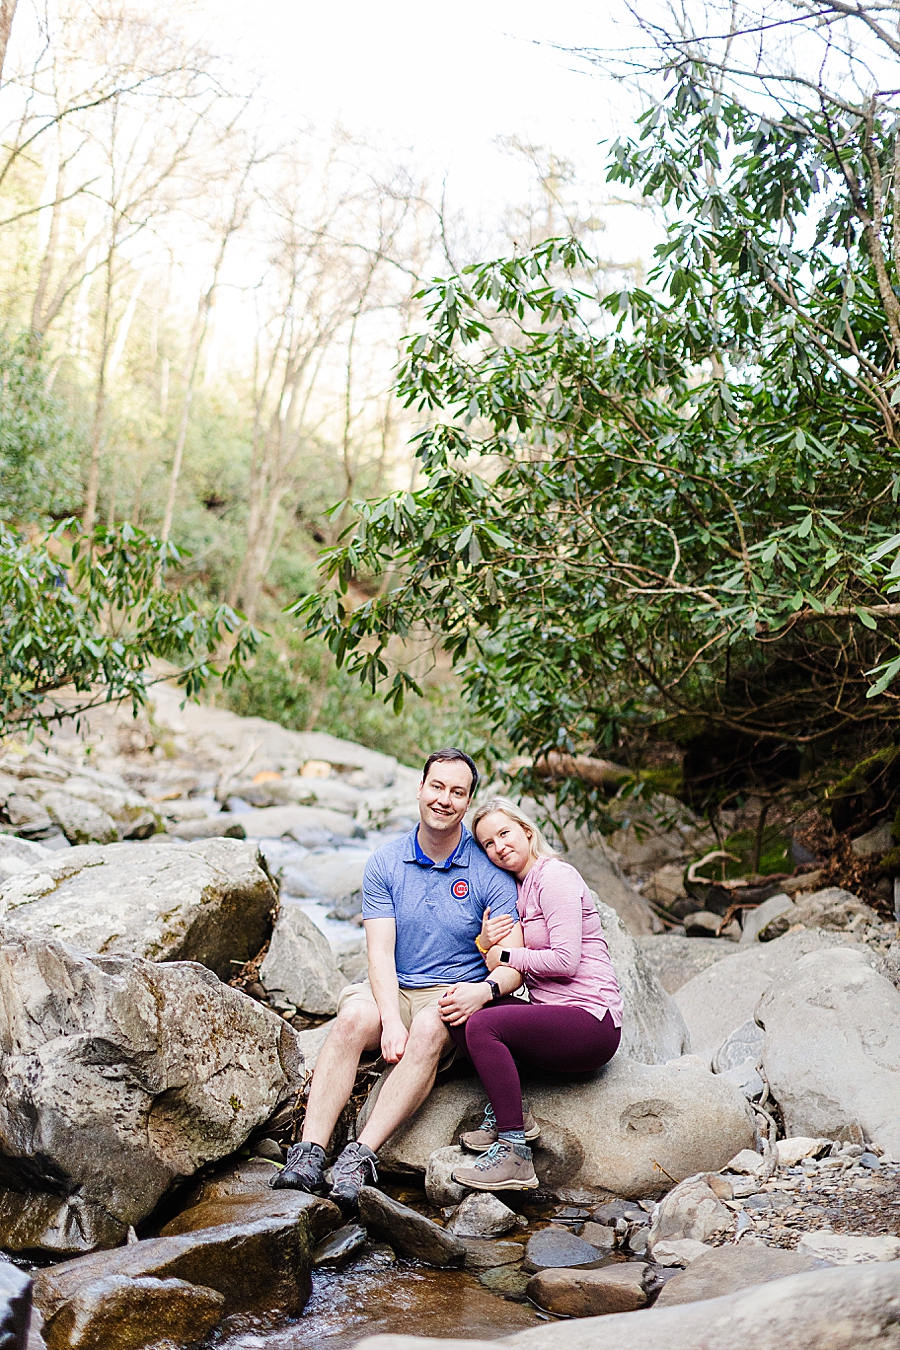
[473, 1140, 510, 1171]
[332, 1145, 378, 1187]
[480, 1103, 497, 1130]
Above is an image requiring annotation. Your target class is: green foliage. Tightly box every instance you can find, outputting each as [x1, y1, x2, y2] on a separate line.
[296, 67, 900, 817]
[0, 520, 260, 730]
[0, 335, 80, 523]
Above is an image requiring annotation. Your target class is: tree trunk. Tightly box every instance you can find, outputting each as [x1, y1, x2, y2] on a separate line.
[0, 0, 17, 85]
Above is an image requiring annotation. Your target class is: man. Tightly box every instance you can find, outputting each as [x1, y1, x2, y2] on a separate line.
[274, 747, 524, 1208]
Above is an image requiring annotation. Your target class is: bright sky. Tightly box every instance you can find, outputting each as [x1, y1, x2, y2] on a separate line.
[208, 0, 659, 266]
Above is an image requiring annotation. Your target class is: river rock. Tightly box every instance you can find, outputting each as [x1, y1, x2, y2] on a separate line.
[758, 888, 879, 941]
[674, 929, 863, 1065]
[581, 1223, 615, 1253]
[368, 1056, 754, 1198]
[160, 1190, 340, 1243]
[648, 1174, 734, 1253]
[425, 1147, 470, 1207]
[280, 848, 369, 900]
[447, 1193, 517, 1239]
[757, 948, 900, 1153]
[35, 1209, 317, 1335]
[0, 835, 52, 879]
[636, 936, 729, 993]
[739, 894, 794, 945]
[460, 1239, 524, 1271]
[41, 1275, 224, 1350]
[0, 938, 300, 1253]
[654, 1242, 825, 1307]
[168, 817, 246, 840]
[588, 898, 689, 1063]
[795, 1233, 900, 1265]
[239, 805, 361, 841]
[651, 1238, 712, 1266]
[0, 1260, 32, 1350]
[39, 792, 118, 845]
[295, 1020, 335, 1075]
[312, 1223, 367, 1269]
[528, 1264, 647, 1316]
[524, 1228, 607, 1273]
[357, 1188, 465, 1267]
[260, 903, 345, 1014]
[0, 837, 277, 979]
[711, 1019, 765, 1099]
[175, 1157, 281, 1209]
[775, 1137, 829, 1166]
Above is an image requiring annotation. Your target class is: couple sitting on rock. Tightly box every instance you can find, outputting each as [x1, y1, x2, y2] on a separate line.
[274, 747, 623, 1209]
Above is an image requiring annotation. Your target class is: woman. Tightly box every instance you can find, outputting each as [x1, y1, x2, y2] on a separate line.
[440, 797, 623, 1192]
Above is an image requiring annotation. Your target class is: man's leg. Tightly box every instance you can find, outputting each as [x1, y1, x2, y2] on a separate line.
[355, 1004, 450, 1152]
[301, 996, 383, 1146]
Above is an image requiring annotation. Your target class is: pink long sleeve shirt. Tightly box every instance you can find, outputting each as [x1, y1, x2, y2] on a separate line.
[506, 856, 624, 1026]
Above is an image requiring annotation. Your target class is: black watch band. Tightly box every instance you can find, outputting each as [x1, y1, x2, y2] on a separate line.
[499, 950, 511, 964]
[485, 979, 502, 1002]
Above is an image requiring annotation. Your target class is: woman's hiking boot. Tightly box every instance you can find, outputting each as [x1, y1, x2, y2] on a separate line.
[270, 1141, 327, 1194]
[328, 1141, 380, 1210]
[451, 1140, 539, 1191]
[459, 1102, 540, 1152]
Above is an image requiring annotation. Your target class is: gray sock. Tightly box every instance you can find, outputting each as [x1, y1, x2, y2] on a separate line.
[499, 1129, 526, 1147]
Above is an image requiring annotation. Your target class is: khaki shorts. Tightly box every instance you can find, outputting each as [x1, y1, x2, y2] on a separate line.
[337, 979, 453, 1028]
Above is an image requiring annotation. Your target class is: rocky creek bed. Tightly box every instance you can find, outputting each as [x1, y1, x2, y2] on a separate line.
[2, 685, 900, 1350]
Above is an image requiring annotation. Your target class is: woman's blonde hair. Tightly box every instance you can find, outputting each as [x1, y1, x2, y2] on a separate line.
[471, 796, 558, 862]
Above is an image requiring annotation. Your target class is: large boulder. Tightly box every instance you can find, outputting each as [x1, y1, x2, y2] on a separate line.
[636, 936, 730, 993]
[653, 1242, 828, 1306]
[354, 1261, 900, 1350]
[592, 898, 689, 1063]
[757, 947, 900, 1153]
[561, 831, 657, 935]
[259, 903, 345, 1015]
[0, 837, 277, 979]
[366, 1055, 755, 1198]
[0, 937, 300, 1253]
[673, 929, 862, 1065]
[41, 1275, 224, 1350]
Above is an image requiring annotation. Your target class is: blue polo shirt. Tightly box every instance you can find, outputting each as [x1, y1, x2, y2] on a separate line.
[361, 825, 519, 987]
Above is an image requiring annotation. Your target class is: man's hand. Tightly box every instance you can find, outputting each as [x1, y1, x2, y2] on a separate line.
[439, 981, 493, 1026]
[480, 906, 514, 949]
[381, 1019, 409, 1063]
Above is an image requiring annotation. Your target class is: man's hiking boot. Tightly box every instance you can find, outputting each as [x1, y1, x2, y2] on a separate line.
[451, 1140, 539, 1191]
[270, 1141, 327, 1194]
[459, 1102, 540, 1152]
[328, 1141, 380, 1210]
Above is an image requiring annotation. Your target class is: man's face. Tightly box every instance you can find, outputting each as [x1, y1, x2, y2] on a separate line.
[417, 759, 473, 834]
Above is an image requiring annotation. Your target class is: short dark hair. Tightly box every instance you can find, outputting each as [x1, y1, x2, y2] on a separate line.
[421, 748, 479, 799]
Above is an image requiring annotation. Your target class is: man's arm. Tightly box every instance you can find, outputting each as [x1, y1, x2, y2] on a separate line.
[438, 920, 525, 1025]
[364, 917, 409, 1063]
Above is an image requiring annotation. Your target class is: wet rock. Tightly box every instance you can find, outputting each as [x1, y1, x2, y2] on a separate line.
[168, 818, 246, 840]
[447, 1193, 517, 1239]
[527, 1263, 648, 1316]
[580, 1223, 615, 1253]
[260, 903, 345, 1015]
[369, 1055, 755, 1199]
[647, 1174, 733, 1254]
[590, 1200, 647, 1225]
[175, 1157, 281, 1209]
[478, 1265, 531, 1300]
[42, 1275, 224, 1350]
[523, 1227, 605, 1273]
[739, 895, 794, 945]
[357, 1188, 465, 1268]
[160, 1190, 340, 1244]
[674, 929, 864, 1065]
[253, 1137, 284, 1163]
[0, 837, 277, 979]
[796, 1233, 900, 1265]
[757, 948, 900, 1153]
[636, 936, 729, 993]
[626, 1227, 649, 1256]
[590, 897, 689, 1064]
[460, 1239, 524, 1271]
[313, 1223, 367, 1269]
[651, 1238, 711, 1267]
[0, 1260, 32, 1350]
[35, 1209, 316, 1334]
[0, 938, 299, 1253]
[425, 1148, 470, 1207]
[654, 1243, 824, 1307]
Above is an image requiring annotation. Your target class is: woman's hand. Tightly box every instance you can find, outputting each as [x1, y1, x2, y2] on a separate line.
[438, 981, 493, 1026]
[480, 906, 514, 949]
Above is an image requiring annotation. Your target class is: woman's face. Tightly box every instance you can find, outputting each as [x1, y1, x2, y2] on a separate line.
[475, 811, 534, 878]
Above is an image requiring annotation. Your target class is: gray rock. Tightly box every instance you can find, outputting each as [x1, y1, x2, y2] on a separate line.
[352, 1260, 900, 1350]
[425, 1147, 470, 1207]
[168, 817, 246, 840]
[795, 1233, 900, 1265]
[4, 795, 53, 834]
[56, 778, 161, 837]
[0, 1260, 32, 1350]
[239, 805, 360, 841]
[295, 1020, 335, 1075]
[637, 936, 730, 993]
[651, 1238, 712, 1267]
[713, 1020, 765, 1073]
[758, 948, 900, 1154]
[281, 849, 369, 900]
[523, 1228, 607, 1273]
[0, 835, 51, 880]
[174, 1157, 282, 1210]
[477, 1265, 531, 1300]
[41, 1275, 224, 1350]
[460, 1239, 524, 1271]
[356, 1187, 465, 1268]
[739, 895, 794, 945]
[654, 1242, 824, 1306]
[590, 897, 689, 1064]
[159, 1191, 340, 1244]
[0, 938, 300, 1253]
[34, 1210, 317, 1333]
[260, 904, 345, 1015]
[0, 837, 276, 979]
[312, 1224, 367, 1269]
[674, 929, 864, 1065]
[684, 911, 726, 938]
[368, 1056, 755, 1198]
[447, 1194, 517, 1239]
[850, 821, 892, 858]
[40, 792, 118, 845]
[759, 887, 879, 941]
[559, 832, 657, 935]
[648, 1174, 734, 1253]
[527, 1264, 647, 1316]
[579, 1223, 616, 1253]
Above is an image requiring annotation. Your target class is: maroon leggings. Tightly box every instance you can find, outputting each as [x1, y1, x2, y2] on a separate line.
[447, 998, 621, 1132]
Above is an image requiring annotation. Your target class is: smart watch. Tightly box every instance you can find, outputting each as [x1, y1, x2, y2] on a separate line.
[485, 979, 502, 1002]
[499, 950, 511, 965]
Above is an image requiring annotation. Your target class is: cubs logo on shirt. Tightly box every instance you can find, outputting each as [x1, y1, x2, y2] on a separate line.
[451, 878, 469, 900]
